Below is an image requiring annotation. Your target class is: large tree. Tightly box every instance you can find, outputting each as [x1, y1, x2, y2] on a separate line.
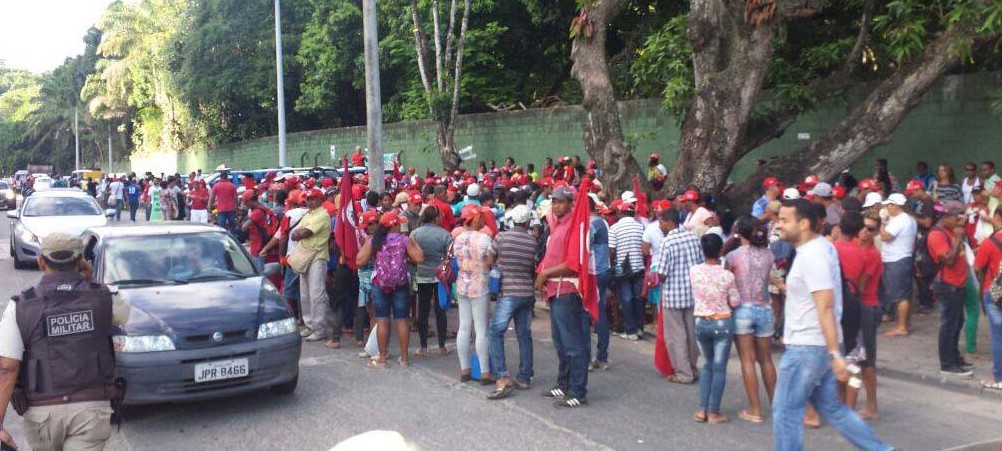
[577, 0, 1002, 200]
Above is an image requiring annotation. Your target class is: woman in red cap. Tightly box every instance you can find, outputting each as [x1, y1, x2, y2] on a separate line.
[356, 211, 425, 369]
[453, 204, 497, 383]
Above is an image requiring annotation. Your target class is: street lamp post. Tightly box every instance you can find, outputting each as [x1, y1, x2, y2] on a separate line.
[274, 0, 287, 167]
[362, 0, 384, 193]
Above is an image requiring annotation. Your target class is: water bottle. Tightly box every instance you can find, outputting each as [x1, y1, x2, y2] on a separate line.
[845, 345, 865, 389]
[489, 266, 502, 295]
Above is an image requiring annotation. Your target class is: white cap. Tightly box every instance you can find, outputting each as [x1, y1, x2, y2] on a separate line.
[466, 184, 481, 197]
[621, 191, 637, 204]
[215, 164, 230, 171]
[587, 192, 605, 208]
[882, 193, 907, 206]
[506, 205, 531, 224]
[782, 187, 801, 200]
[810, 182, 833, 197]
[862, 192, 884, 208]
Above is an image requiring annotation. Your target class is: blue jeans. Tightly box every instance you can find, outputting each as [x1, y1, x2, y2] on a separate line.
[550, 293, 591, 399]
[614, 272, 644, 335]
[489, 296, 534, 382]
[217, 210, 237, 232]
[595, 270, 612, 362]
[695, 317, 733, 413]
[114, 198, 123, 221]
[372, 286, 409, 320]
[128, 200, 139, 222]
[984, 292, 1002, 382]
[773, 345, 890, 451]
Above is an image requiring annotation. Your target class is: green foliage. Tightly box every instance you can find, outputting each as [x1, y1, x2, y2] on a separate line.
[631, 15, 693, 119]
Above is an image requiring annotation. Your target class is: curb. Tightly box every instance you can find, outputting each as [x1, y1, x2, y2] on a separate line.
[877, 365, 1002, 398]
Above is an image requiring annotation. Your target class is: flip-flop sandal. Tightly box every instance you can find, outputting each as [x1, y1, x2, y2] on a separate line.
[398, 357, 410, 367]
[708, 414, 730, 424]
[693, 411, 708, 423]
[415, 349, 428, 357]
[486, 385, 514, 400]
[367, 360, 387, 369]
[739, 410, 765, 423]
[981, 380, 1002, 390]
[438, 348, 451, 356]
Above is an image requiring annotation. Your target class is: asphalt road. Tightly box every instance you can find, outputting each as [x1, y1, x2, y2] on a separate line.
[2, 215, 1002, 450]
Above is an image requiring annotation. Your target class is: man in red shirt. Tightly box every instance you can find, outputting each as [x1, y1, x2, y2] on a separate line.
[431, 186, 455, 231]
[209, 172, 238, 231]
[855, 212, 884, 418]
[241, 191, 273, 268]
[974, 206, 1002, 389]
[534, 186, 589, 407]
[928, 200, 973, 376]
[189, 181, 210, 223]
[351, 146, 366, 167]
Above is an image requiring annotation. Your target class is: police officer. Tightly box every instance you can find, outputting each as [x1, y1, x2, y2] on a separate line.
[0, 233, 130, 451]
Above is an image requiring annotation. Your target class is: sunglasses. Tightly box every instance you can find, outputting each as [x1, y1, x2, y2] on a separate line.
[864, 225, 879, 231]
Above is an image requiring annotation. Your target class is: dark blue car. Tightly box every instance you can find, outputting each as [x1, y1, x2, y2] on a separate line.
[81, 223, 301, 404]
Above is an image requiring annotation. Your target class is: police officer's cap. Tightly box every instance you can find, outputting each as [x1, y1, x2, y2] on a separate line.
[41, 232, 83, 263]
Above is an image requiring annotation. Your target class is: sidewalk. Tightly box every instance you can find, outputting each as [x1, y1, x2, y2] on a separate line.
[875, 308, 1001, 396]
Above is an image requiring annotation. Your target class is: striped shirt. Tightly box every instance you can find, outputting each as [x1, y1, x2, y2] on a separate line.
[654, 227, 705, 309]
[608, 216, 645, 275]
[495, 228, 539, 298]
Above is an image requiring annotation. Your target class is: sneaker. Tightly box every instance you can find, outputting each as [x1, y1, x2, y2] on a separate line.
[304, 332, 327, 342]
[589, 360, 610, 371]
[959, 361, 975, 371]
[554, 397, 587, 408]
[299, 326, 313, 337]
[541, 387, 567, 399]
[941, 367, 974, 377]
[624, 334, 640, 341]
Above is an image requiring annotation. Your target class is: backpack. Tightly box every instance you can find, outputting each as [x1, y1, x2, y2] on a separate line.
[914, 228, 938, 278]
[373, 234, 410, 292]
[254, 206, 280, 243]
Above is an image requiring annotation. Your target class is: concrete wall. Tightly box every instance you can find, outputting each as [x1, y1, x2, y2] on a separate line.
[130, 71, 1002, 183]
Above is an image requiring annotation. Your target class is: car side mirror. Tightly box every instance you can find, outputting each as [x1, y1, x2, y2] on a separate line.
[105, 209, 116, 217]
[6, 210, 17, 219]
[262, 262, 280, 278]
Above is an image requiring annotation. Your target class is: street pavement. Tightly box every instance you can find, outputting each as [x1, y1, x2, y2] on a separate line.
[2, 215, 1002, 450]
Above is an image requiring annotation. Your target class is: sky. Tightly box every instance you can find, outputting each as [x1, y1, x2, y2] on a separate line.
[0, 0, 117, 74]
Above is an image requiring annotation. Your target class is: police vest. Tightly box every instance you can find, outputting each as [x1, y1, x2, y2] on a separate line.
[14, 272, 115, 406]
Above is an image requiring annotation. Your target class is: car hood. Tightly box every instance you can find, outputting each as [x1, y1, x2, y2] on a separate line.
[20, 215, 107, 239]
[116, 277, 277, 339]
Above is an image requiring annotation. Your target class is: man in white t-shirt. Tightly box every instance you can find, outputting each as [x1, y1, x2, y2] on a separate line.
[107, 177, 124, 221]
[879, 193, 918, 337]
[772, 199, 889, 451]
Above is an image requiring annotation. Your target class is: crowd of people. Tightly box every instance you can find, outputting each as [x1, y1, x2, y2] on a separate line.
[71, 155, 1002, 450]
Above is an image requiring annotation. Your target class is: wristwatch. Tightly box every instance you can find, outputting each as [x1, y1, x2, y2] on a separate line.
[829, 350, 844, 361]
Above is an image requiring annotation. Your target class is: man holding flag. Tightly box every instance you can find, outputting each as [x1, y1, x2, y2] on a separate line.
[534, 181, 598, 408]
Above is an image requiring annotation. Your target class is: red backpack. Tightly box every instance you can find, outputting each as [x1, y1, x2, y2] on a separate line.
[255, 206, 280, 243]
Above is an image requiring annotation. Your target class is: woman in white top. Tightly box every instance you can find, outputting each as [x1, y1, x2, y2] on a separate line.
[961, 162, 982, 204]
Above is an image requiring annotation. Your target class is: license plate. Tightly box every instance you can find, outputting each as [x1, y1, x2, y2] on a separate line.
[194, 358, 249, 383]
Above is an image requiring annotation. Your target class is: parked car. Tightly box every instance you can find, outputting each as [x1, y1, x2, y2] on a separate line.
[80, 223, 301, 404]
[0, 180, 15, 210]
[8, 189, 112, 269]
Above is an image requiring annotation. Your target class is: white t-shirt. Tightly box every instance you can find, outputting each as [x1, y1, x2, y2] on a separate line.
[783, 236, 843, 347]
[881, 212, 917, 262]
[279, 207, 308, 256]
[642, 221, 665, 258]
[108, 181, 124, 200]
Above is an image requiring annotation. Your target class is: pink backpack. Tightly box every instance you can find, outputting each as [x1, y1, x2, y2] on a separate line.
[374, 233, 410, 292]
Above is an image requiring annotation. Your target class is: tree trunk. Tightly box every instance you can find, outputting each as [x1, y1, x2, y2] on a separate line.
[741, 29, 975, 194]
[437, 118, 460, 171]
[666, 0, 777, 195]
[570, 0, 645, 198]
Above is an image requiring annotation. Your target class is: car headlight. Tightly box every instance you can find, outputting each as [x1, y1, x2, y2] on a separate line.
[257, 318, 297, 340]
[19, 229, 37, 243]
[113, 335, 176, 352]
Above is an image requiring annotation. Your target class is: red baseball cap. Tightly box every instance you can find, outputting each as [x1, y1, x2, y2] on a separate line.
[858, 178, 877, 191]
[904, 179, 925, 195]
[241, 191, 257, 203]
[540, 177, 554, 187]
[803, 174, 819, 187]
[831, 185, 847, 200]
[460, 204, 483, 222]
[358, 210, 379, 228]
[408, 191, 424, 204]
[304, 188, 324, 200]
[649, 153, 659, 160]
[762, 177, 780, 189]
[617, 202, 635, 212]
[320, 177, 335, 188]
[379, 212, 407, 228]
[682, 190, 700, 202]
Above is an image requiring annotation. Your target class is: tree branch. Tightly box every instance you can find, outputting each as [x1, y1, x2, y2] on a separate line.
[449, 0, 471, 130]
[443, 0, 458, 82]
[410, 1, 434, 110]
[432, 0, 444, 91]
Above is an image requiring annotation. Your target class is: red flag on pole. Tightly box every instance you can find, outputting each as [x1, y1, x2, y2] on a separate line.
[393, 160, 403, 182]
[562, 178, 599, 322]
[334, 159, 360, 270]
[654, 307, 675, 376]
[633, 177, 649, 219]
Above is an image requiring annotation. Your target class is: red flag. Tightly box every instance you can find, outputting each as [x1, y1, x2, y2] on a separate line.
[654, 307, 674, 376]
[562, 178, 599, 322]
[334, 160, 360, 270]
[393, 160, 403, 182]
[633, 177, 649, 219]
[425, 166, 432, 179]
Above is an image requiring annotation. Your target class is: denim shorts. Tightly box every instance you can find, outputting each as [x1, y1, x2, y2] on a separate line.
[734, 304, 775, 338]
[881, 257, 914, 303]
[372, 286, 410, 320]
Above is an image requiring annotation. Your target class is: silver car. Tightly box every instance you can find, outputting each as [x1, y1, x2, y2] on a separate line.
[0, 180, 14, 210]
[8, 189, 112, 269]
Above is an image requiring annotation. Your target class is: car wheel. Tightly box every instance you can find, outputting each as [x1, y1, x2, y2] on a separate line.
[270, 373, 298, 395]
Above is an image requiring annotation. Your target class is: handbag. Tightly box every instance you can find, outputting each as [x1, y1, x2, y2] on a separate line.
[436, 243, 457, 285]
[288, 244, 319, 274]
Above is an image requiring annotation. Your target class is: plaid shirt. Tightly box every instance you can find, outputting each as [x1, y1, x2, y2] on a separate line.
[653, 227, 705, 309]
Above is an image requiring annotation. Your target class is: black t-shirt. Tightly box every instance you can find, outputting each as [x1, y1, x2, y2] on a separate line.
[842, 197, 863, 214]
[910, 197, 935, 223]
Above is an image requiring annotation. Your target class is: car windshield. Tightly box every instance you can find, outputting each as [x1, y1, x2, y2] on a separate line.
[104, 232, 257, 285]
[0, 182, 9, 190]
[22, 196, 101, 217]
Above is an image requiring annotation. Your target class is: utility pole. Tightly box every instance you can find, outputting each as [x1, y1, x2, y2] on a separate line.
[362, 0, 384, 193]
[274, 0, 288, 167]
[108, 124, 113, 174]
[74, 106, 80, 171]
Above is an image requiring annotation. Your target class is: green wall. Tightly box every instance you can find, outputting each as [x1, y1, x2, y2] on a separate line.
[130, 72, 1002, 183]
